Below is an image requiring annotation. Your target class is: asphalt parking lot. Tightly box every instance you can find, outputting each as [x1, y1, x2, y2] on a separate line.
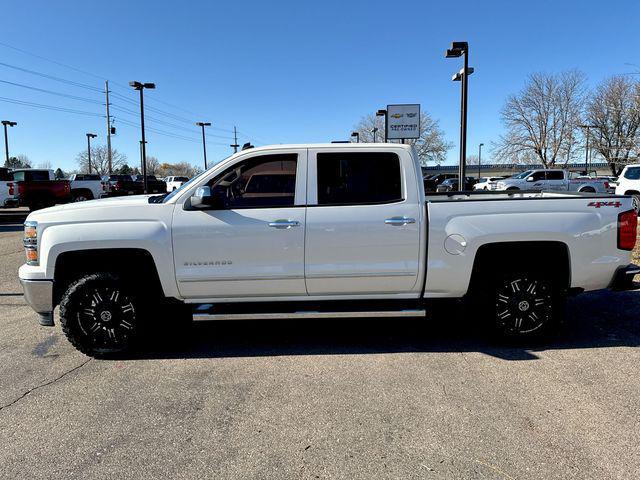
[1, 210, 640, 479]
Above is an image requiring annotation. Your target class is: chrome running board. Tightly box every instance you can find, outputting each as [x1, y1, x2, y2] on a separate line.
[193, 309, 426, 322]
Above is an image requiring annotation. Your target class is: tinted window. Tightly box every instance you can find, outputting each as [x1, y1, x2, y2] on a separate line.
[624, 167, 640, 180]
[208, 153, 297, 208]
[0, 168, 12, 181]
[317, 152, 402, 205]
[13, 170, 49, 182]
[547, 171, 564, 180]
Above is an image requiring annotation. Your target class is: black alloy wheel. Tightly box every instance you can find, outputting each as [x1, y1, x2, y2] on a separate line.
[493, 274, 556, 337]
[60, 273, 140, 357]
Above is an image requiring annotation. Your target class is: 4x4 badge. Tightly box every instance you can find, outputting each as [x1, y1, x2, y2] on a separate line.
[587, 201, 622, 208]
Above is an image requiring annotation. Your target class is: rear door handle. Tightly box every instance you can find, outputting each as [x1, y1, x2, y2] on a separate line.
[268, 220, 300, 229]
[385, 217, 416, 226]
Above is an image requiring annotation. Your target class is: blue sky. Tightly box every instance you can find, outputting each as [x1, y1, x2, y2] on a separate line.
[1, 0, 638, 172]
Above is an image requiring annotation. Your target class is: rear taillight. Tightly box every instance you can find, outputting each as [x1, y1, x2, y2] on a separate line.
[8, 182, 13, 195]
[618, 209, 638, 251]
[604, 182, 609, 189]
[114, 182, 121, 190]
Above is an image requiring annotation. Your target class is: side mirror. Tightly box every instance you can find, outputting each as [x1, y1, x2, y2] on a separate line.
[190, 186, 226, 209]
[526, 176, 535, 182]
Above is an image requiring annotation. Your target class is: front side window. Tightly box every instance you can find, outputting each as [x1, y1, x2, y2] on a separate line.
[316, 152, 402, 206]
[207, 153, 297, 209]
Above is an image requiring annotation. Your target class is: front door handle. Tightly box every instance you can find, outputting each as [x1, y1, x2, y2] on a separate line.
[385, 217, 416, 226]
[268, 219, 300, 229]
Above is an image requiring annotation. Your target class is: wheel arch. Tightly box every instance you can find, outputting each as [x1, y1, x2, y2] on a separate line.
[53, 248, 165, 306]
[467, 241, 571, 297]
[71, 188, 94, 200]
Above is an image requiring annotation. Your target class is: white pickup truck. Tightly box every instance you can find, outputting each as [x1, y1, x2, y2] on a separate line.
[18, 144, 639, 357]
[493, 169, 611, 193]
[68, 173, 109, 201]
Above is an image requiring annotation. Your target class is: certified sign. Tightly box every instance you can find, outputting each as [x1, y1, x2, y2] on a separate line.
[386, 104, 420, 140]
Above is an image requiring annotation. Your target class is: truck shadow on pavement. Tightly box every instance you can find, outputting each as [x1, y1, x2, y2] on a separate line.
[131, 289, 640, 362]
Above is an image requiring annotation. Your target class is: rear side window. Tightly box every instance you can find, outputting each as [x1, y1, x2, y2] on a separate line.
[317, 152, 402, 206]
[624, 167, 640, 180]
[547, 171, 564, 180]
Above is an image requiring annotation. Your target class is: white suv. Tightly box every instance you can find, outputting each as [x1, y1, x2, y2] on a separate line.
[615, 164, 640, 210]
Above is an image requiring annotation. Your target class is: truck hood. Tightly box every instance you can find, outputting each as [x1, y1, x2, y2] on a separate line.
[26, 195, 160, 222]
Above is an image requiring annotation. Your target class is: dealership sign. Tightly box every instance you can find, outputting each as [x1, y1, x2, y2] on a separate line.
[386, 104, 420, 140]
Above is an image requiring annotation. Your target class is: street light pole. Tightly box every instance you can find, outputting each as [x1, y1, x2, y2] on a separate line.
[372, 127, 378, 143]
[446, 41, 471, 191]
[376, 109, 387, 142]
[196, 122, 211, 169]
[1, 120, 17, 165]
[129, 81, 156, 194]
[478, 143, 484, 180]
[86, 133, 97, 174]
[579, 124, 598, 175]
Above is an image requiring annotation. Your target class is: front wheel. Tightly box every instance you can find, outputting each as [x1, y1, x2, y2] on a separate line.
[490, 273, 563, 338]
[59, 273, 141, 357]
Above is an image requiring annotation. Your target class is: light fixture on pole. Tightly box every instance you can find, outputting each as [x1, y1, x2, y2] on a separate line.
[129, 81, 155, 194]
[446, 41, 471, 191]
[376, 109, 387, 142]
[86, 133, 97, 174]
[478, 142, 484, 180]
[1, 120, 17, 165]
[351, 131, 359, 143]
[195, 122, 211, 169]
[371, 127, 378, 143]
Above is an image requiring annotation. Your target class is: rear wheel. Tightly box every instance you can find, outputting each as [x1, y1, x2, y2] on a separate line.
[490, 272, 563, 338]
[72, 191, 93, 202]
[60, 273, 141, 357]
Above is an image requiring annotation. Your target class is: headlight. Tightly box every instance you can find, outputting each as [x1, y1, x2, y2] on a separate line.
[23, 221, 38, 265]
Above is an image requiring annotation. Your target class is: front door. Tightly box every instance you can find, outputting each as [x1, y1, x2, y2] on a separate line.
[304, 149, 422, 295]
[172, 150, 308, 299]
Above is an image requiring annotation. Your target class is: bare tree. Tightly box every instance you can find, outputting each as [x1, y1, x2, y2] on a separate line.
[586, 76, 640, 175]
[5, 154, 31, 169]
[494, 70, 585, 167]
[37, 160, 52, 169]
[145, 156, 161, 176]
[76, 145, 126, 175]
[352, 112, 452, 165]
[158, 161, 202, 178]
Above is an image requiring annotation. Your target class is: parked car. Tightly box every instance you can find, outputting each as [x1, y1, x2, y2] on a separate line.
[493, 169, 611, 193]
[165, 176, 190, 192]
[615, 165, 640, 208]
[0, 167, 13, 207]
[68, 173, 110, 202]
[473, 176, 505, 190]
[436, 177, 477, 192]
[105, 174, 145, 196]
[19, 143, 639, 356]
[423, 173, 458, 192]
[133, 175, 167, 194]
[9, 169, 71, 210]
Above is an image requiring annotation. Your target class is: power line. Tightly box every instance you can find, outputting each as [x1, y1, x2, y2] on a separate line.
[0, 78, 103, 105]
[0, 61, 103, 92]
[0, 96, 104, 117]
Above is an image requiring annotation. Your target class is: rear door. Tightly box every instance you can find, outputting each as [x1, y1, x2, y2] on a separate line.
[304, 148, 422, 295]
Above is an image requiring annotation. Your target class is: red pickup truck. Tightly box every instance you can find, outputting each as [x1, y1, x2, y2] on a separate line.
[8, 169, 71, 210]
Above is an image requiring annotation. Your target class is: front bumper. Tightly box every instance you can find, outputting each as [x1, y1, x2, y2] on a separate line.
[609, 264, 640, 291]
[19, 278, 55, 326]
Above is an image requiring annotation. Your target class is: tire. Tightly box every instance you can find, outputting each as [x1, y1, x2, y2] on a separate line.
[59, 273, 142, 357]
[72, 191, 93, 202]
[579, 187, 595, 193]
[488, 272, 564, 339]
